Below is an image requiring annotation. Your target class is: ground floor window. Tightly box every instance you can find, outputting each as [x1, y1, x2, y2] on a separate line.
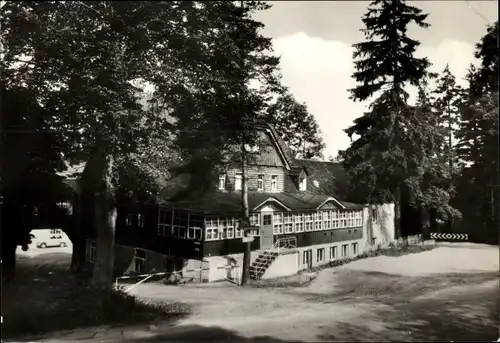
[330, 246, 337, 260]
[86, 240, 96, 262]
[187, 227, 202, 240]
[371, 237, 377, 245]
[342, 244, 348, 257]
[134, 249, 147, 273]
[317, 248, 325, 262]
[303, 249, 312, 265]
[352, 243, 358, 255]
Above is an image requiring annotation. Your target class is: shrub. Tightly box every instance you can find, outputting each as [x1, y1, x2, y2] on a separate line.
[3, 284, 190, 339]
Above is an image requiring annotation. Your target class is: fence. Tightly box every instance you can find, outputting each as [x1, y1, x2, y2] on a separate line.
[115, 264, 241, 292]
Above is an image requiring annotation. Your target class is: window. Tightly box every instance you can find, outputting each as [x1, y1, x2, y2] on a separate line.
[284, 223, 293, 233]
[219, 174, 226, 190]
[371, 237, 377, 245]
[187, 227, 202, 240]
[342, 244, 348, 257]
[272, 214, 282, 234]
[249, 213, 260, 226]
[57, 202, 73, 215]
[330, 246, 337, 260]
[235, 173, 242, 190]
[303, 250, 312, 265]
[126, 214, 133, 226]
[263, 214, 272, 226]
[158, 210, 172, 236]
[257, 174, 264, 191]
[299, 176, 307, 191]
[206, 228, 218, 240]
[271, 175, 278, 191]
[295, 222, 304, 232]
[235, 221, 243, 238]
[305, 222, 313, 231]
[138, 214, 145, 227]
[352, 243, 358, 255]
[134, 249, 147, 273]
[86, 240, 96, 262]
[317, 248, 325, 262]
[372, 208, 378, 222]
[50, 229, 62, 235]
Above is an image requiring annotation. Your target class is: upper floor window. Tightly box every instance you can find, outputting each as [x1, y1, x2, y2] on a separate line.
[235, 173, 242, 191]
[138, 214, 145, 227]
[299, 176, 307, 191]
[372, 208, 378, 222]
[126, 214, 133, 226]
[271, 175, 278, 191]
[218, 174, 226, 190]
[257, 174, 264, 191]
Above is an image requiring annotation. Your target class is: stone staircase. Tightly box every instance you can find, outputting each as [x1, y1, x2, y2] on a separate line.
[249, 251, 279, 280]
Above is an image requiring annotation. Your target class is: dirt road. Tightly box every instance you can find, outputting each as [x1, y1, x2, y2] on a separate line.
[10, 243, 500, 342]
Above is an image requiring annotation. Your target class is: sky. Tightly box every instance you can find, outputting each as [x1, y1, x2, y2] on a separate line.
[252, 1, 498, 160]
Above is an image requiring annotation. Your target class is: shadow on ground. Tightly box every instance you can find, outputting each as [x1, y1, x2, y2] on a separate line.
[110, 324, 304, 343]
[312, 270, 499, 342]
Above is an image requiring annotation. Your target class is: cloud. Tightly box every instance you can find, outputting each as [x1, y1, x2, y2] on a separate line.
[272, 33, 478, 159]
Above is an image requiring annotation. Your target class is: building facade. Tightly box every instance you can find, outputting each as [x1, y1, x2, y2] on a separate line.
[84, 124, 395, 282]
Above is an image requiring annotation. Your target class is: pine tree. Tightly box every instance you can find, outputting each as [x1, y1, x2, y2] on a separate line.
[264, 92, 325, 159]
[433, 65, 465, 180]
[454, 22, 499, 243]
[339, 0, 445, 238]
[0, 1, 280, 286]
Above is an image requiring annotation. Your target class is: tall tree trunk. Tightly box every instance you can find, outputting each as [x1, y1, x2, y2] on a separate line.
[240, 142, 251, 286]
[91, 152, 117, 289]
[2, 243, 16, 282]
[420, 205, 430, 238]
[394, 185, 402, 239]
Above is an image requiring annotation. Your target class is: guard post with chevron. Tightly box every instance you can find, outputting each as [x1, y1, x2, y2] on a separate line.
[430, 233, 469, 241]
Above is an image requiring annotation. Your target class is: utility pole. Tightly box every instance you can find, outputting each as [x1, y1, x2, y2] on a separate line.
[238, 0, 253, 286]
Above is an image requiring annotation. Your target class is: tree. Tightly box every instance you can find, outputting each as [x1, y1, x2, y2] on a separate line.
[263, 92, 325, 159]
[454, 22, 498, 243]
[338, 0, 449, 238]
[433, 65, 466, 179]
[1, 1, 280, 287]
[0, 86, 68, 281]
[165, 1, 282, 285]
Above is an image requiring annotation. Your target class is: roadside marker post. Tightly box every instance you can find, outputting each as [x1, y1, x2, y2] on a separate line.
[430, 233, 468, 241]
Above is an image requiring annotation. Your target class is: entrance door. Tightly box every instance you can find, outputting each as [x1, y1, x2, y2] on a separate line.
[303, 249, 312, 269]
[260, 213, 274, 250]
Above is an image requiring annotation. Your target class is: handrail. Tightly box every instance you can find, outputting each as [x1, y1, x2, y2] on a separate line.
[252, 236, 297, 279]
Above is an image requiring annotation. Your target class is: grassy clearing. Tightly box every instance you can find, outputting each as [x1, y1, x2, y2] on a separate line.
[250, 242, 436, 288]
[2, 258, 190, 340]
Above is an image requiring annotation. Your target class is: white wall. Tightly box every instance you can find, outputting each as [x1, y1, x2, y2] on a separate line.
[204, 251, 261, 282]
[261, 252, 300, 279]
[361, 203, 395, 251]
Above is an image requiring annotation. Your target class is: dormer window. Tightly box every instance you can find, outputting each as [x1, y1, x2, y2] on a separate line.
[219, 174, 226, 190]
[244, 144, 259, 153]
[235, 173, 242, 190]
[299, 175, 307, 191]
[271, 175, 278, 192]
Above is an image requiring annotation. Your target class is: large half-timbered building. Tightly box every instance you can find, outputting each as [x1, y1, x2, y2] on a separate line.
[83, 124, 395, 282]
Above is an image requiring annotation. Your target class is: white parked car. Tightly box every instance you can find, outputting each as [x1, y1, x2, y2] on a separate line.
[33, 229, 70, 248]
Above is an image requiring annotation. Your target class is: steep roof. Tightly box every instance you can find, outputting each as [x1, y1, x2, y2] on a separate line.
[294, 159, 349, 198]
[156, 191, 359, 215]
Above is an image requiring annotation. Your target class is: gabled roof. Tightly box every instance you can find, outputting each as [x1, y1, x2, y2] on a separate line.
[256, 123, 298, 170]
[157, 191, 356, 215]
[293, 159, 348, 198]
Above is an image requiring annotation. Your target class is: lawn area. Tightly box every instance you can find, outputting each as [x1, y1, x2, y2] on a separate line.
[2, 251, 190, 340]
